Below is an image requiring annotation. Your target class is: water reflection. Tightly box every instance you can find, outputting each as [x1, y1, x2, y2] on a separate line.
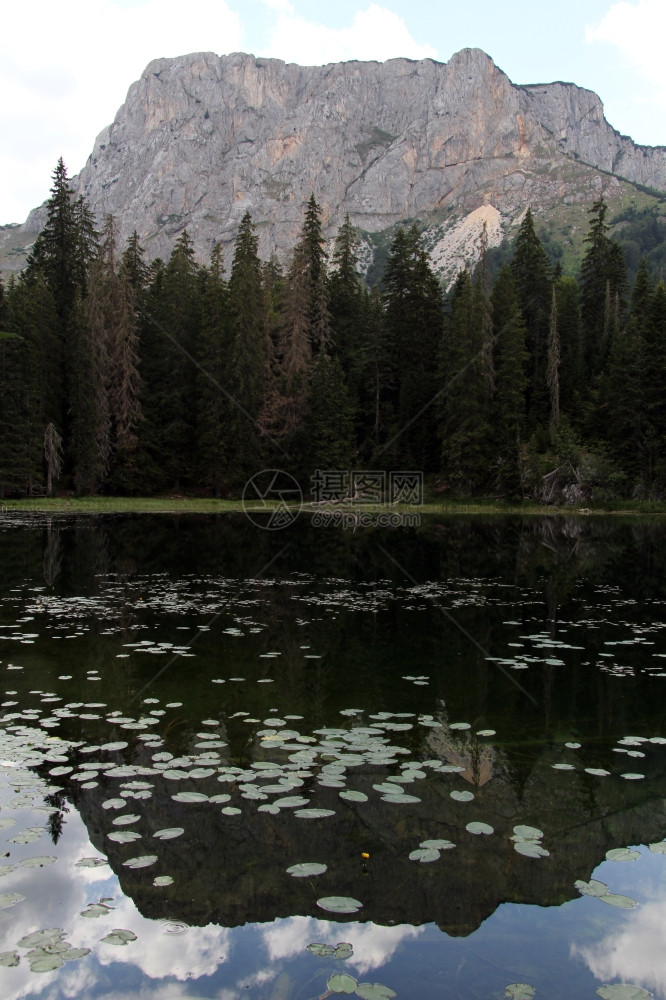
[573, 850, 666, 1000]
[3, 513, 666, 999]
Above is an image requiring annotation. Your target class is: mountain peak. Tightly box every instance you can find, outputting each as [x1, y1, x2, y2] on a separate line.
[3, 49, 665, 281]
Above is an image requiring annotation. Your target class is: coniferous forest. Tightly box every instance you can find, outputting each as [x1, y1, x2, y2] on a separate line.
[1, 159, 665, 503]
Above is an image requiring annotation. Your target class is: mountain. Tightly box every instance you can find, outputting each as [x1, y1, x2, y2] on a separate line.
[2, 47, 666, 282]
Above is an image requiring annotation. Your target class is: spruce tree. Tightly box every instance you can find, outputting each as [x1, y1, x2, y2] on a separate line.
[554, 277, 585, 421]
[382, 225, 443, 469]
[438, 271, 494, 494]
[491, 264, 528, 496]
[227, 213, 269, 479]
[580, 197, 627, 377]
[547, 285, 561, 437]
[141, 231, 201, 489]
[329, 215, 366, 380]
[511, 208, 552, 430]
[195, 242, 231, 494]
[305, 352, 355, 473]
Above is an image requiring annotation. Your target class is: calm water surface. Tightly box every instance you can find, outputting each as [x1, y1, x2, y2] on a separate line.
[1, 513, 666, 1000]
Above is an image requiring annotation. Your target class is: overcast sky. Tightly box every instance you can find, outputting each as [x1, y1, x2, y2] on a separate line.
[1, 0, 664, 225]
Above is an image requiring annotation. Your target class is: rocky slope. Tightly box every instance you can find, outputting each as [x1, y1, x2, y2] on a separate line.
[3, 47, 666, 280]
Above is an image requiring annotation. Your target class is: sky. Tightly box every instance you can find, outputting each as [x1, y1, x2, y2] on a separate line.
[1, 0, 665, 225]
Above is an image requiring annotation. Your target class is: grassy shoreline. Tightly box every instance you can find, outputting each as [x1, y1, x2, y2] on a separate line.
[1, 496, 665, 517]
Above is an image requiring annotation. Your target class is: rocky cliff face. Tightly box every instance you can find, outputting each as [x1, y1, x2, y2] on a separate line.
[7, 48, 666, 278]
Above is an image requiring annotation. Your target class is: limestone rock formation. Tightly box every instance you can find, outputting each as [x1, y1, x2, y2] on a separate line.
[4, 47, 666, 278]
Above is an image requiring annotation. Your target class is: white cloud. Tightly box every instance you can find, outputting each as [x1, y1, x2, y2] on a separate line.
[261, 915, 423, 976]
[586, 1, 666, 113]
[0, 0, 244, 223]
[572, 896, 666, 997]
[259, 0, 295, 14]
[261, 2, 437, 66]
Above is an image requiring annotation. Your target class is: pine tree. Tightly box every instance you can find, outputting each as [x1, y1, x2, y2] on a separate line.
[305, 352, 355, 473]
[547, 285, 560, 436]
[554, 277, 585, 421]
[227, 213, 269, 479]
[491, 264, 528, 495]
[140, 231, 201, 489]
[195, 242, 231, 494]
[122, 231, 148, 293]
[0, 276, 59, 496]
[438, 271, 494, 494]
[261, 238, 313, 451]
[329, 215, 365, 379]
[25, 159, 79, 326]
[301, 193, 331, 351]
[580, 197, 627, 377]
[382, 225, 443, 469]
[511, 208, 552, 430]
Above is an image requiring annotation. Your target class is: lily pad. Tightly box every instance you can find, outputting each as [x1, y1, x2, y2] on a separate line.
[327, 973, 358, 994]
[18, 929, 63, 948]
[295, 808, 336, 819]
[0, 892, 25, 909]
[171, 792, 209, 803]
[575, 879, 610, 897]
[649, 841, 666, 854]
[513, 825, 543, 840]
[606, 848, 641, 862]
[307, 942, 335, 957]
[382, 793, 421, 804]
[101, 929, 137, 946]
[122, 855, 157, 869]
[286, 862, 328, 877]
[102, 798, 126, 810]
[514, 841, 549, 858]
[505, 986, 535, 1000]
[112, 814, 140, 826]
[466, 822, 494, 835]
[9, 827, 43, 844]
[80, 902, 112, 918]
[317, 896, 363, 914]
[598, 893, 638, 908]
[108, 830, 142, 843]
[420, 839, 455, 850]
[29, 955, 64, 972]
[0, 951, 20, 967]
[356, 985, 397, 1000]
[339, 790, 368, 802]
[153, 875, 174, 886]
[596, 987, 653, 1000]
[409, 848, 440, 863]
[153, 828, 184, 840]
[450, 790, 474, 802]
[20, 856, 57, 868]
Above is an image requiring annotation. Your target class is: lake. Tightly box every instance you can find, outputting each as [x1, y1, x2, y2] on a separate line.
[1, 512, 666, 1000]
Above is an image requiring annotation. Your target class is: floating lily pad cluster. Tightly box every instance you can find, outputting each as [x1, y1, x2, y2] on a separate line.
[409, 838, 456, 863]
[575, 878, 638, 908]
[12, 929, 90, 973]
[307, 940, 353, 959]
[326, 973, 396, 999]
[511, 826, 549, 859]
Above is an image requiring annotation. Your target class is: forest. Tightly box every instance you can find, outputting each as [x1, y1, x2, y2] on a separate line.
[0, 159, 665, 503]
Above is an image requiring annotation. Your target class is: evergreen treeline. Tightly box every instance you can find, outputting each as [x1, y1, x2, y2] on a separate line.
[2, 160, 666, 502]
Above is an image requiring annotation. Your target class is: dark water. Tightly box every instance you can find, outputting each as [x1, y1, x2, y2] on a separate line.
[1, 512, 666, 1000]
